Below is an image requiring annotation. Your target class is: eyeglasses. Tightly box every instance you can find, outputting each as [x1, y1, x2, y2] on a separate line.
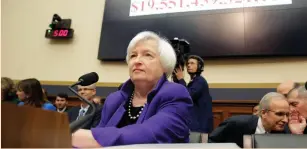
[267, 110, 289, 117]
[77, 88, 94, 92]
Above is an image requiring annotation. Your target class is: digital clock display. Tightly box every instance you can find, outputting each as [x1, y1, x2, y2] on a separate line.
[45, 29, 74, 39]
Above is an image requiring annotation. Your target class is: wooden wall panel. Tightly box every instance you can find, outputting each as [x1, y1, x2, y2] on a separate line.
[213, 110, 224, 129]
[212, 100, 258, 128]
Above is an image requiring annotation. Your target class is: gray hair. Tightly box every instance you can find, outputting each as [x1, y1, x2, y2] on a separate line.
[288, 86, 307, 99]
[259, 92, 286, 111]
[77, 83, 96, 89]
[126, 31, 176, 77]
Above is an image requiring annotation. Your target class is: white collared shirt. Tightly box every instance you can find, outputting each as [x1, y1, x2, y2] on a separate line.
[255, 118, 267, 134]
[80, 104, 90, 114]
[57, 106, 67, 113]
[76, 104, 90, 120]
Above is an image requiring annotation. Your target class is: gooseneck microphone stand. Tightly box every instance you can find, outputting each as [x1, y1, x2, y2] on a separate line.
[69, 82, 96, 134]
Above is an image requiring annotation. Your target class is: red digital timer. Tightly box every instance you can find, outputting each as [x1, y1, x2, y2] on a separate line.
[45, 29, 74, 39]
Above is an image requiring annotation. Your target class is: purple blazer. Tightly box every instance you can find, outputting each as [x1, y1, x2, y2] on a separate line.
[91, 74, 193, 147]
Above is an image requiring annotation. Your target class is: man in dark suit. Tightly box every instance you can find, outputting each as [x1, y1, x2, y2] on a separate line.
[208, 92, 290, 148]
[55, 92, 69, 113]
[68, 83, 102, 129]
[174, 55, 213, 133]
[287, 85, 307, 134]
[253, 104, 260, 115]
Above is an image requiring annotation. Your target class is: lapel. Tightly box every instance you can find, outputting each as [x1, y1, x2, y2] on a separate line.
[248, 115, 259, 134]
[65, 107, 69, 112]
[85, 104, 94, 115]
[106, 101, 126, 127]
[72, 106, 81, 121]
[136, 103, 148, 124]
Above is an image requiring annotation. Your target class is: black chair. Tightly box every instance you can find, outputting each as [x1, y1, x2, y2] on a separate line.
[243, 134, 307, 148]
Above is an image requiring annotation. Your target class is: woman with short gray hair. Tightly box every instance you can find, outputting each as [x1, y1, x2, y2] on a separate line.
[72, 31, 193, 148]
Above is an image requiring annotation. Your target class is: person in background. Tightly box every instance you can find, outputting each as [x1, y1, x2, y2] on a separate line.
[208, 92, 289, 148]
[93, 96, 104, 105]
[253, 104, 260, 115]
[16, 78, 56, 111]
[42, 88, 50, 103]
[67, 83, 102, 129]
[55, 92, 69, 113]
[174, 55, 213, 133]
[277, 81, 300, 97]
[1, 77, 20, 104]
[71, 31, 193, 148]
[286, 86, 307, 134]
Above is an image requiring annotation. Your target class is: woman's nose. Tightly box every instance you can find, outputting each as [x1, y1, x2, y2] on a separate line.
[290, 106, 296, 112]
[134, 56, 143, 64]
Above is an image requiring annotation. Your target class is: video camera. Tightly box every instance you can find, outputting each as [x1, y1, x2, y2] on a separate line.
[170, 38, 190, 82]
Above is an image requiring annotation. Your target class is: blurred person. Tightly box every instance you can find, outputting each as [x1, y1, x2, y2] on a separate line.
[67, 83, 102, 129]
[93, 96, 104, 105]
[277, 81, 300, 97]
[71, 31, 193, 148]
[55, 92, 69, 113]
[208, 92, 289, 148]
[286, 86, 307, 134]
[42, 88, 50, 103]
[174, 55, 213, 133]
[16, 78, 56, 111]
[1, 77, 20, 104]
[253, 104, 260, 115]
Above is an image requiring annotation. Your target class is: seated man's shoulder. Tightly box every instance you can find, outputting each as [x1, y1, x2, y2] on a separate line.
[226, 115, 256, 124]
[67, 106, 80, 113]
[42, 102, 56, 110]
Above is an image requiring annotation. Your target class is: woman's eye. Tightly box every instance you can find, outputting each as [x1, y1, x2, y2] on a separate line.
[145, 53, 152, 57]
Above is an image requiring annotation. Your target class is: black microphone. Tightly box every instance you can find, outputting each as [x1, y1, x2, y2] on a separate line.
[305, 81, 307, 90]
[69, 72, 99, 133]
[73, 72, 99, 86]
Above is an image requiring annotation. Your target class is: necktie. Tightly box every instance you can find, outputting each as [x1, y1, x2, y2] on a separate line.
[77, 109, 85, 120]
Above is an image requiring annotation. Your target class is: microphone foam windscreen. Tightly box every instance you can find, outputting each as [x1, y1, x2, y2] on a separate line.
[78, 72, 99, 86]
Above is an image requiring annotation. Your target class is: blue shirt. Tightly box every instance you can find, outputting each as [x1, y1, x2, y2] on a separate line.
[18, 102, 56, 111]
[77, 104, 90, 120]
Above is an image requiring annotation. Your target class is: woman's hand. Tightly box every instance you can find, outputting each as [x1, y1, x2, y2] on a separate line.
[72, 129, 102, 148]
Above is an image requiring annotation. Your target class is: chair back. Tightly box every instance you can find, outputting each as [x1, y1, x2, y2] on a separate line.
[244, 134, 307, 148]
